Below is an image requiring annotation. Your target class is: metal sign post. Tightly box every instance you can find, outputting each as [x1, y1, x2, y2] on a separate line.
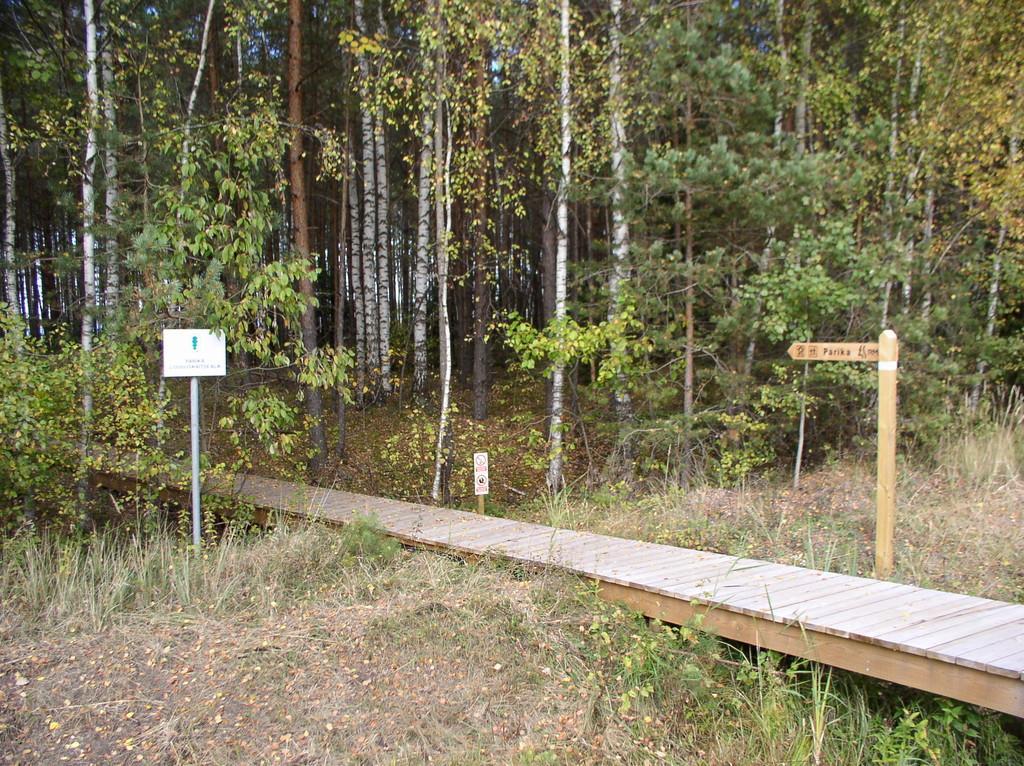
[473, 452, 489, 514]
[788, 331, 898, 577]
[162, 329, 227, 549]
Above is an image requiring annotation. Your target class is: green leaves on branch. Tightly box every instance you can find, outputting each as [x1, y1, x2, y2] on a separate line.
[500, 305, 650, 385]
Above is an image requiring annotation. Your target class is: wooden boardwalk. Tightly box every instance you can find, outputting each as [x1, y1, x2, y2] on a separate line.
[95, 466, 1024, 717]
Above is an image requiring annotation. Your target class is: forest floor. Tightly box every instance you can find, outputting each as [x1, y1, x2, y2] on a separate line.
[5, 382, 1023, 764]
[3, 515, 1023, 766]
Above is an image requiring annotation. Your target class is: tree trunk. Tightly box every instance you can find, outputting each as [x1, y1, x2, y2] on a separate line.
[793, 362, 809, 489]
[354, 0, 379, 391]
[101, 24, 118, 315]
[0, 78, 17, 313]
[335, 156, 349, 458]
[287, 0, 326, 469]
[607, 0, 632, 421]
[471, 40, 489, 421]
[79, 0, 100, 512]
[683, 6, 695, 423]
[547, 0, 570, 492]
[794, 1, 812, 156]
[431, 3, 451, 502]
[773, 0, 787, 140]
[413, 109, 433, 394]
[348, 143, 366, 400]
[181, 0, 216, 164]
[374, 109, 392, 394]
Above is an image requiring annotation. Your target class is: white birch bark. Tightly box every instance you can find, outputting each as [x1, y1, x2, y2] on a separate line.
[354, 0, 380, 384]
[0, 78, 17, 313]
[348, 146, 366, 398]
[793, 362, 808, 489]
[181, 0, 216, 163]
[82, 0, 100, 420]
[375, 4, 392, 393]
[773, 0, 786, 140]
[547, 0, 570, 492]
[920, 184, 934, 320]
[413, 108, 434, 394]
[431, 18, 451, 501]
[373, 112, 392, 392]
[607, 0, 631, 421]
[101, 30, 119, 312]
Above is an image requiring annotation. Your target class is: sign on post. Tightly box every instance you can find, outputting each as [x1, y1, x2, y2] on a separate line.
[162, 329, 227, 549]
[163, 329, 227, 377]
[788, 331, 898, 578]
[787, 342, 878, 362]
[473, 451, 489, 514]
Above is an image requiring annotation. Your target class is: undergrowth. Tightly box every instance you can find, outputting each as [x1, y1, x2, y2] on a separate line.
[4, 522, 1021, 764]
[0, 516, 397, 635]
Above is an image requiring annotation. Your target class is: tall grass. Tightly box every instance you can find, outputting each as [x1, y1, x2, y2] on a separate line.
[0, 517, 398, 634]
[939, 387, 1024, 489]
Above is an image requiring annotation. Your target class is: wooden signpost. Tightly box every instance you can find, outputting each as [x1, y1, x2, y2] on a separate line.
[788, 330, 899, 578]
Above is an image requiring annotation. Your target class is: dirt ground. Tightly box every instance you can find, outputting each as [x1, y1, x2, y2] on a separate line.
[0, 555, 612, 766]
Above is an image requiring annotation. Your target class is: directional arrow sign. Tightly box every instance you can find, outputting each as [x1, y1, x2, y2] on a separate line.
[787, 342, 880, 362]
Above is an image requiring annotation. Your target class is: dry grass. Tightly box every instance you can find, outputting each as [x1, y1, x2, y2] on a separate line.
[0, 524, 614, 764]
[2, 518, 1023, 765]
[518, 454, 1024, 601]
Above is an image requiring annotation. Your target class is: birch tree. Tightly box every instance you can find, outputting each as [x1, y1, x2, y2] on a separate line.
[413, 108, 434, 394]
[354, 0, 380, 391]
[607, 0, 631, 422]
[546, 0, 570, 491]
[348, 145, 366, 399]
[101, 22, 119, 313]
[373, 111, 392, 393]
[431, 0, 452, 502]
[0, 78, 16, 313]
[81, 0, 100, 422]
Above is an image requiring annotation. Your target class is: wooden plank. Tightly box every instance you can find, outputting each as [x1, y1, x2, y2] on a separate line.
[782, 584, 924, 638]
[597, 580, 1024, 718]
[920, 617, 1024, 677]
[474, 528, 571, 556]
[565, 539, 686, 571]
[876, 604, 1023, 648]
[501, 528, 604, 558]
[416, 515, 508, 541]
[552, 540, 673, 578]
[634, 558, 779, 596]
[946, 635, 1024, 668]
[803, 590, 991, 642]
[608, 554, 735, 588]
[437, 519, 530, 548]
[720, 572, 882, 618]
[541, 535, 639, 566]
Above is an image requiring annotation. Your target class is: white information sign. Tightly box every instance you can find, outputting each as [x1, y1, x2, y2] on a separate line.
[162, 329, 227, 378]
[473, 451, 490, 496]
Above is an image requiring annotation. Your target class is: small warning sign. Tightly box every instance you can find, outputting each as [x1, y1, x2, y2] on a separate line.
[473, 452, 489, 496]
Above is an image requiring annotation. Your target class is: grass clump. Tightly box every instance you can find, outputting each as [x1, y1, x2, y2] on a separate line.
[0, 516, 399, 635]
[571, 592, 1024, 765]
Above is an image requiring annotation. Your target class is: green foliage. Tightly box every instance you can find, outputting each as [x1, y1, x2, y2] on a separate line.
[500, 305, 649, 386]
[0, 312, 170, 531]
